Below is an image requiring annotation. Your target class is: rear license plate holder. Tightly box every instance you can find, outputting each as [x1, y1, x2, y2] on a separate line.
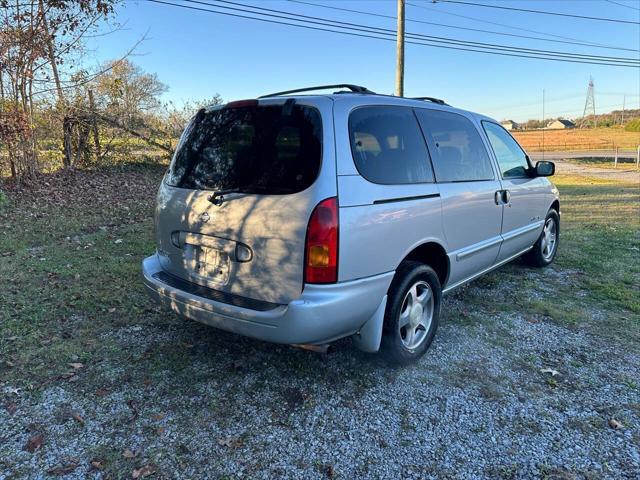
[184, 244, 230, 284]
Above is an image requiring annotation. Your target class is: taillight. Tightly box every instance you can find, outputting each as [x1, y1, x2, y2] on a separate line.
[304, 197, 338, 284]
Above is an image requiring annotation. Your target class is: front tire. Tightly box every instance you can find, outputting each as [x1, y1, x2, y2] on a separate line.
[524, 209, 560, 267]
[381, 261, 441, 365]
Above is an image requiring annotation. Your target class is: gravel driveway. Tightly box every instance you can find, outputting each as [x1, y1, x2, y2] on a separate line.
[2, 269, 639, 479]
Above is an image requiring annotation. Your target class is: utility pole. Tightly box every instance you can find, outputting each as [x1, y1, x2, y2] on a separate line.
[395, 0, 405, 97]
[542, 89, 545, 160]
[621, 95, 626, 126]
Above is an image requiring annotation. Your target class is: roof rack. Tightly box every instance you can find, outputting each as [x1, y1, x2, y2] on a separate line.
[259, 84, 375, 98]
[411, 96, 448, 105]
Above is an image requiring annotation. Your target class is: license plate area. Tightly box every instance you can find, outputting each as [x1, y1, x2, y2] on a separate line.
[183, 244, 230, 284]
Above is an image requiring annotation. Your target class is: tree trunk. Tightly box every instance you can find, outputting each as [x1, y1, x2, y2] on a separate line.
[39, 1, 64, 103]
[88, 89, 101, 160]
[75, 119, 90, 166]
[28, 78, 38, 173]
[39, 0, 71, 168]
[63, 116, 74, 168]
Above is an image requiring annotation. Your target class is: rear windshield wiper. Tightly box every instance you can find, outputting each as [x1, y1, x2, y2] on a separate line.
[207, 188, 244, 205]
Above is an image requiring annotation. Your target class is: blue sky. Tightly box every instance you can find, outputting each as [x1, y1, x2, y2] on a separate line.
[87, 0, 640, 122]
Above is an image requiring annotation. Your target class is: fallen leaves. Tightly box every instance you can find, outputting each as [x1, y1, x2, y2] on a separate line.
[70, 411, 85, 425]
[90, 459, 105, 470]
[58, 371, 79, 382]
[5, 402, 17, 415]
[609, 418, 623, 430]
[95, 387, 110, 397]
[321, 463, 336, 478]
[217, 437, 243, 449]
[126, 399, 139, 423]
[54, 362, 84, 383]
[132, 464, 156, 479]
[47, 459, 79, 476]
[23, 433, 44, 452]
[123, 448, 137, 459]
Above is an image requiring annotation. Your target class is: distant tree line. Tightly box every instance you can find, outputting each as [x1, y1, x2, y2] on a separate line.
[625, 119, 640, 132]
[510, 109, 640, 131]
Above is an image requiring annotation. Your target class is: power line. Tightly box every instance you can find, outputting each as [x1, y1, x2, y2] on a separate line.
[287, 0, 638, 53]
[435, 0, 640, 25]
[408, 2, 635, 51]
[167, 0, 639, 66]
[604, 0, 640, 12]
[211, 0, 637, 62]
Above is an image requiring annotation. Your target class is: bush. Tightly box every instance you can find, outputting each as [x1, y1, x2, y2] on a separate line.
[625, 119, 640, 132]
[0, 189, 7, 208]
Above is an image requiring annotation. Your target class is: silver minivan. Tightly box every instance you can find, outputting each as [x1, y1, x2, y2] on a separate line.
[142, 84, 559, 364]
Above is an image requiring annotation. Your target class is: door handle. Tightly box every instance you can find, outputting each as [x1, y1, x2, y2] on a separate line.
[495, 190, 511, 206]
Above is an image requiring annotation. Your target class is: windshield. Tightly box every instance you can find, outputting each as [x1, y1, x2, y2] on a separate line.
[166, 103, 322, 194]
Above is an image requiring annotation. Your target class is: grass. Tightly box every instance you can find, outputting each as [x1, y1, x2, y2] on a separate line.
[0, 162, 639, 477]
[1, 164, 638, 390]
[563, 156, 639, 170]
[513, 126, 640, 152]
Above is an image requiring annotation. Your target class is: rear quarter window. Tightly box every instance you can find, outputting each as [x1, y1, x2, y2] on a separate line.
[348, 106, 434, 185]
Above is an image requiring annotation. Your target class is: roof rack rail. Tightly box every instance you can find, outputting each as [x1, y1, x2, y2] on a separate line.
[259, 84, 375, 98]
[411, 96, 448, 106]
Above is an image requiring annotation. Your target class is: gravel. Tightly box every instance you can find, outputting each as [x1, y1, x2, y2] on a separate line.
[1, 276, 639, 479]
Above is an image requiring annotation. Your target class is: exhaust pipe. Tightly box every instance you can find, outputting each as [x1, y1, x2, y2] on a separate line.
[291, 343, 333, 354]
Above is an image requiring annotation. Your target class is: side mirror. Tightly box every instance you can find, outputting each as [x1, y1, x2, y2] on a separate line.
[535, 161, 555, 177]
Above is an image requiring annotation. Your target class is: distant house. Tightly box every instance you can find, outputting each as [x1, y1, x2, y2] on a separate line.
[547, 119, 576, 129]
[500, 120, 520, 131]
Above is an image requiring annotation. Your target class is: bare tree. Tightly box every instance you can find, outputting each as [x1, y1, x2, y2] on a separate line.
[0, 0, 118, 177]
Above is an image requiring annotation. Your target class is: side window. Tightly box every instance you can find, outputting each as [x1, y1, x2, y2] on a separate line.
[348, 106, 434, 184]
[415, 109, 495, 182]
[482, 122, 530, 178]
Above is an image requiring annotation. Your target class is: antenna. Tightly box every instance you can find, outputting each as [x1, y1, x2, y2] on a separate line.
[581, 76, 596, 127]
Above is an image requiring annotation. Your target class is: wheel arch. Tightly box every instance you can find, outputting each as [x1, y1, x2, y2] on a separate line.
[401, 241, 450, 288]
[550, 199, 560, 214]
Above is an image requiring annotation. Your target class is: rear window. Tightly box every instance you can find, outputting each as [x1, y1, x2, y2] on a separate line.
[166, 104, 322, 193]
[348, 106, 434, 184]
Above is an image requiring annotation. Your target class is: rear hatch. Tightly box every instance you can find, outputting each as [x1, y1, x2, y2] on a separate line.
[154, 97, 335, 305]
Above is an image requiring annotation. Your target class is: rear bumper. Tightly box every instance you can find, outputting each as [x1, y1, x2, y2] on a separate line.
[142, 254, 394, 346]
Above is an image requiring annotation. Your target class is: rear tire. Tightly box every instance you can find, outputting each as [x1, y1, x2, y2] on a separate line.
[524, 209, 560, 268]
[381, 261, 441, 365]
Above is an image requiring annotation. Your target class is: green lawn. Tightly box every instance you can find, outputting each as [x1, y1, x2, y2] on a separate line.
[1, 165, 638, 391]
